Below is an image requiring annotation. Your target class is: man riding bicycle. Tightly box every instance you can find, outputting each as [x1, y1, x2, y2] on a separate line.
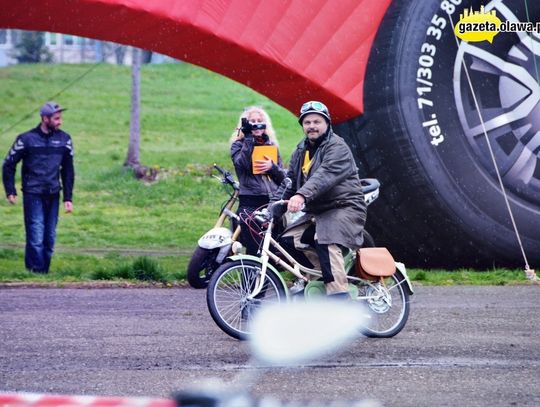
[273, 101, 367, 299]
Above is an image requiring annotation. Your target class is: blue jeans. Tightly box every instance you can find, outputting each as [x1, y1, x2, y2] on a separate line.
[23, 193, 60, 273]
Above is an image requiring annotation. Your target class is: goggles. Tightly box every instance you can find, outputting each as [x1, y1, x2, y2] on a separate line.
[298, 100, 331, 124]
[300, 101, 329, 114]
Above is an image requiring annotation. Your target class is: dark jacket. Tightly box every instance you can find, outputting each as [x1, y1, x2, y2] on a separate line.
[231, 135, 285, 198]
[277, 129, 366, 249]
[2, 125, 75, 201]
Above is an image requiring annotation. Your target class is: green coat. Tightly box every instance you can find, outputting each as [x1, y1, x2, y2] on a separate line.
[280, 130, 367, 249]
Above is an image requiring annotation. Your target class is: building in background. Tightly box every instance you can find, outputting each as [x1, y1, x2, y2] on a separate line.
[0, 29, 173, 66]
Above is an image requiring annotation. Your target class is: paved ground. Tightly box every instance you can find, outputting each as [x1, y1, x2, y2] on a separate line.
[0, 286, 539, 407]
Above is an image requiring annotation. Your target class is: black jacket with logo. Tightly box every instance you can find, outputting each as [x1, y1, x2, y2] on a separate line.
[2, 125, 75, 201]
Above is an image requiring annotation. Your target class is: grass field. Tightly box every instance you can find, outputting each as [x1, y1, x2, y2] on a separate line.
[0, 63, 531, 285]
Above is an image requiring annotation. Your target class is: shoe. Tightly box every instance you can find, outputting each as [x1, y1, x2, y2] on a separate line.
[28, 269, 48, 274]
[327, 292, 351, 301]
[290, 279, 305, 295]
[241, 299, 262, 320]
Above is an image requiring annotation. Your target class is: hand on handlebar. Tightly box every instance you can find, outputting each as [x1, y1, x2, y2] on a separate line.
[264, 198, 305, 221]
[287, 194, 305, 213]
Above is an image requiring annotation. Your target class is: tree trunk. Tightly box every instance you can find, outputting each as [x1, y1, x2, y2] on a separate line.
[94, 41, 105, 62]
[124, 47, 141, 168]
[114, 45, 126, 65]
[80, 37, 86, 63]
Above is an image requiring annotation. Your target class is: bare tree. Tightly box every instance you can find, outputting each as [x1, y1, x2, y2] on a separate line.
[123, 48, 158, 182]
[124, 47, 141, 168]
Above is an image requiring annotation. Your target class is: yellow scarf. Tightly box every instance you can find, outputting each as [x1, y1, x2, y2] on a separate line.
[302, 151, 312, 177]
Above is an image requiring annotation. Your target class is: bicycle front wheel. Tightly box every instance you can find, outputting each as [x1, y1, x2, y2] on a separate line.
[206, 259, 287, 340]
[358, 270, 410, 338]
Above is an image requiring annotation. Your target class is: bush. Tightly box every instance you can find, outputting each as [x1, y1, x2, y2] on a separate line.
[131, 256, 165, 282]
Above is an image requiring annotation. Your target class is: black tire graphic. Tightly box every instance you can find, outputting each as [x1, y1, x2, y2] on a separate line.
[362, 230, 376, 248]
[336, 0, 540, 268]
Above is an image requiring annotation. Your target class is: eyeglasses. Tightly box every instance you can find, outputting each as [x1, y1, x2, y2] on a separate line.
[300, 101, 328, 114]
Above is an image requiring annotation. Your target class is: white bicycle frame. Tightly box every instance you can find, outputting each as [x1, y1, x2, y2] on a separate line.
[246, 201, 413, 301]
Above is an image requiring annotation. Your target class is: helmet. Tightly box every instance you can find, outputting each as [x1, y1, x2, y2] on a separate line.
[298, 101, 331, 124]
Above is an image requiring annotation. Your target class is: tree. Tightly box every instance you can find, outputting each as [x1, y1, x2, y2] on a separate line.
[124, 47, 158, 182]
[13, 31, 53, 63]
[124, 47, 141, 168]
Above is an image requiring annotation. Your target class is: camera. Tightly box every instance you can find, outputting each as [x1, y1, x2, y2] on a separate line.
[241, 118, 266, 134]
[251, 123, 266, 130]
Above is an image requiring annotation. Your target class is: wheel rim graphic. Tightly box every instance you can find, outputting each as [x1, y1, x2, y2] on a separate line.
[453, 1, 540, 205]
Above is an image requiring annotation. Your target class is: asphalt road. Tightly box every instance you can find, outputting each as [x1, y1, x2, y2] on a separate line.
[0, 286, 539, 407]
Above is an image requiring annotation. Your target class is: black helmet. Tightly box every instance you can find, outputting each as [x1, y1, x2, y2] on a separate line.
[298, 101, 331, 124]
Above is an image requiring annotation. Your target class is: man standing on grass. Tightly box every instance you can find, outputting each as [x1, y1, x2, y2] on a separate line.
[2, 101, 74, 274]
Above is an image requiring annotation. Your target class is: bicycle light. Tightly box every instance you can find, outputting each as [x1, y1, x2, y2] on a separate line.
[231, 241, 243, 254]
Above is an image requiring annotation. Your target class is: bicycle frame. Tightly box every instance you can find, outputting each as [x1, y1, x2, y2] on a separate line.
[213, 187, 242, 243]
[246, 205, 413, 301]
[198, 165, 242, 253]
[214, 188, 240, 230]
[207, 183, 413, 340]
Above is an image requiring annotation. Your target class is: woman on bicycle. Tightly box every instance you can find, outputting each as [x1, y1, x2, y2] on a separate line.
[230, 106, 285, 255]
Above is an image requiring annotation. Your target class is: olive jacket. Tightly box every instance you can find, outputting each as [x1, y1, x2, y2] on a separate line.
[277, 129, 366, 249]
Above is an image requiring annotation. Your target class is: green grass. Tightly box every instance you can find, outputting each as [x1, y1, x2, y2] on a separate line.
[407, 268, 529, 286]
[0, 63, 533, 285]
[0, 248, 186, 284]
[0, 63, 300, 251]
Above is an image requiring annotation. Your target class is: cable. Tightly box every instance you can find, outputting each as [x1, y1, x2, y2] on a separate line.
[0, 41, 127, 137]
[447, 10, 537, 281]
[523, 0, 539, 85]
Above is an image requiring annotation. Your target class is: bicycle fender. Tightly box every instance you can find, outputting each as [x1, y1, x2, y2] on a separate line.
[198, 227, 233, 249]
[396, 262, 414, 295]
[227, 254, 290, 298]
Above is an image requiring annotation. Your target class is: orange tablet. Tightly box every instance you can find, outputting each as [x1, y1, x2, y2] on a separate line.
[252, 145, 278, 174]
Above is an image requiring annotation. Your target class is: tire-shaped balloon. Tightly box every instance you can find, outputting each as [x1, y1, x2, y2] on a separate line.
[336, 0, 540, 268]
[362, 230, 376, 248]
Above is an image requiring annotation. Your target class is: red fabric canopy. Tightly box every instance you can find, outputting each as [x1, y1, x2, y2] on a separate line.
[0, 0, 391, 122]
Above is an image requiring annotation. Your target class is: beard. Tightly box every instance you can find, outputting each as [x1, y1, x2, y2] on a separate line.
[45, 121, 59, 132]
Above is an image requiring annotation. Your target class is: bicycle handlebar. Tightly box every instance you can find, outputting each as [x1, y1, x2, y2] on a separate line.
[214, 163, 239, 190]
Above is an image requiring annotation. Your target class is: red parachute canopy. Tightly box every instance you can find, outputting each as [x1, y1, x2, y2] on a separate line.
[0, 0, 391, 122]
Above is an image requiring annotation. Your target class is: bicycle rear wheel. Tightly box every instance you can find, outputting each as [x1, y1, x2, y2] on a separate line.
[206, 259, 287, 340]
[358, 270, 410, 338]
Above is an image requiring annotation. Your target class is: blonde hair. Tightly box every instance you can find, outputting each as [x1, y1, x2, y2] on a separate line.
[230, 106, 279, 146]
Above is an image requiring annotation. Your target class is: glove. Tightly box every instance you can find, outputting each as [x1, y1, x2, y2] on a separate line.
[241, 118, 253, 136]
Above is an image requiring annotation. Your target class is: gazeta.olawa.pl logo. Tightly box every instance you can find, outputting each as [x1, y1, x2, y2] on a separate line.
[454, 5, 540, 43]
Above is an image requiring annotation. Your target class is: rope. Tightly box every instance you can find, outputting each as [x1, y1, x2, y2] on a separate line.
[0, 42, 127, 137]
[447, 10, 537, 281]
[523, 0, 540, 85]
